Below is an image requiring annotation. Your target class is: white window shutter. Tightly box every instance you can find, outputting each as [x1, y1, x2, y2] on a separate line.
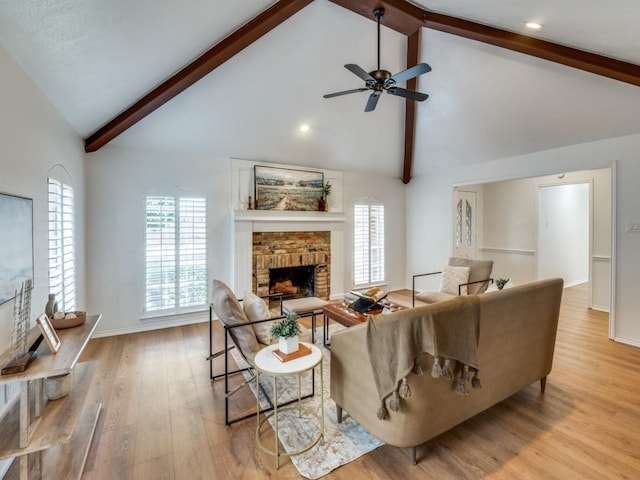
[353, 202, 385, 286]
[48, 178, 76, 312]
[145, 195, 207, 313]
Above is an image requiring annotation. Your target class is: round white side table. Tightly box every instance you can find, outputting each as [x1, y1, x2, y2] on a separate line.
[254, 342, 324, 469]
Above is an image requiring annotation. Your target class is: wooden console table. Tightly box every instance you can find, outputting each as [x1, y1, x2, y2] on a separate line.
[0, 314, 102, 480]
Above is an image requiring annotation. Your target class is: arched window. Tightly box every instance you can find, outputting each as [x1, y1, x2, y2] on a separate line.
[353, 199, 385, 286]
[47, 165, 76, 312]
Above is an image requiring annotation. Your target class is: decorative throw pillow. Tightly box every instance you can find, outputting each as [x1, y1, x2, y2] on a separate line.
[439, 265, 470, 296]
[243, 291, 274, 345]
[448, 257, 494, 294]
[211, 280, 259, 355]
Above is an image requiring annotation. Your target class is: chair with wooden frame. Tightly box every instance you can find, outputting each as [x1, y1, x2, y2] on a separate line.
[208, 279, 315, 425]
[412, 257, 494, 307]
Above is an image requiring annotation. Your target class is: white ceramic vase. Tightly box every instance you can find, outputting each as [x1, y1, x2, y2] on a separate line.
[279, 335, 299, 354]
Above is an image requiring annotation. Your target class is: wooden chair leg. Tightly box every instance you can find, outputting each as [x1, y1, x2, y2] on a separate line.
[336, 405, 343, 423]
[206, 345, 234, 361]
[408, 446, 417, 465]
[540, 376, 547, 393]
[225, 373, 255, 398]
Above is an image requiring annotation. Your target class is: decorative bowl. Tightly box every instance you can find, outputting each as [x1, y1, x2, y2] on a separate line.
[50, 310, 87, 329]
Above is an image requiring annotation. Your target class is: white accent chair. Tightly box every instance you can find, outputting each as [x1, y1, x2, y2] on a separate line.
[209, 279, 315, 425]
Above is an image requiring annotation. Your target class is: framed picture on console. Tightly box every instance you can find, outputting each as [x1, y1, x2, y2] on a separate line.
[37, 314, 61, 353]
[254, 165, 323, 211]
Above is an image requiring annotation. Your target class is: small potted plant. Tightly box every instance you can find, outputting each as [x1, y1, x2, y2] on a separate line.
[270, 312, 302, 354]
[318, 181, 331, 211]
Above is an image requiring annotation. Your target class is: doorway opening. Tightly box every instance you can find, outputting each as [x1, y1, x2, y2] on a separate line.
[453, 166, 613, 336]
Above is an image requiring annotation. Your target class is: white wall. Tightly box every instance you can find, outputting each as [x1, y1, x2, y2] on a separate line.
[86, 146, 406, 336]
[407, 135, 638, 347]
[85, 146, 233, 336]
[0, 44, 86, 356]
[0, 44, 85, 473]
[341, 170, 406, 292]
[538, 183, 590, 287]
[475, 169, 610, 308]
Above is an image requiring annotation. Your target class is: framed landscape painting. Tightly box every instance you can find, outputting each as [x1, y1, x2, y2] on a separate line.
[0, 192, 34, 305]
[254, 165, 323, 211]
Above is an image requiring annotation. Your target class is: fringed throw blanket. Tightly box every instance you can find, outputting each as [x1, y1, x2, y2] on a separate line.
[366, 296, 481, 420]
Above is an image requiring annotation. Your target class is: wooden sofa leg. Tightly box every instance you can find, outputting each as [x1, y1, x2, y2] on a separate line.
[408, 446, 417, 465]
[540, 376, 547, 393]
[336, 405, 343, 423]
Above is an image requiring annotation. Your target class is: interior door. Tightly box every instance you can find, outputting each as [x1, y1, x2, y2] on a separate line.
[453, 190, 477, 259]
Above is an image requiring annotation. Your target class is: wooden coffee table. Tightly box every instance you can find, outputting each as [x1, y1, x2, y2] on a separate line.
[322, 300, 408, 346]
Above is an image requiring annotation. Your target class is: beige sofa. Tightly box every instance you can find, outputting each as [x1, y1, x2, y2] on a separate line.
[330, 278, 563, 463]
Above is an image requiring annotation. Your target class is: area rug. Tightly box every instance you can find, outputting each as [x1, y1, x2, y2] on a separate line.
[231, 325, 384, 479]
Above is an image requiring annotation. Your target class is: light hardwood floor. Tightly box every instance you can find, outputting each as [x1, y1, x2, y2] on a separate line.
[18, 284, 640, 479]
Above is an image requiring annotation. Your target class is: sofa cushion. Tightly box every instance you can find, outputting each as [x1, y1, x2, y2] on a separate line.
[439, 265, 470, 295]
[211, 280, 260, 360]
[243, 291, 274, 345]
[448, 257, 494, 294]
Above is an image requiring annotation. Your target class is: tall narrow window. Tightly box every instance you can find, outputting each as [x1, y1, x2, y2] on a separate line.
[48, 178, 76, 312]
[145, 196, 207, 313]
[354, 201, 385, 286]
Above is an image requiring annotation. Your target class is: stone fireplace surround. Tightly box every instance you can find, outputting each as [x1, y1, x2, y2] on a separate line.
[253, 231, 330, 299]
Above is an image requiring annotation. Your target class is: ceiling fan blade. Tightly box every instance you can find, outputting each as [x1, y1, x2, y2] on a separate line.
[364, 92, 381, 112]
[387, 63, 432, 85]
[323, 88, 369, 99]
[387, 87, 429, 102]
[345, 64, 375, 82]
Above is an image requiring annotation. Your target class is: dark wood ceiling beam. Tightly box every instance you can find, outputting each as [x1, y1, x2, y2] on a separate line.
[423, 11, 640, 88]
[330, 1, 640, 88]
[84, 0, 314, 153]
[328, 0, 423, 35]
[402, 29, 420, 184]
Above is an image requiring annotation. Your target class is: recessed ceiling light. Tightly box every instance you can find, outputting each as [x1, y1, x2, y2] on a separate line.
[299, 124, 310, 133]
[524, 21, 543, 30]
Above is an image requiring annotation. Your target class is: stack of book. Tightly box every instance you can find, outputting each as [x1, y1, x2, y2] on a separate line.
[347, 287, 388, 313]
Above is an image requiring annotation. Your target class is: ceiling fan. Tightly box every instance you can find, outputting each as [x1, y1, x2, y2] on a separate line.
[323, 7, 431, 112]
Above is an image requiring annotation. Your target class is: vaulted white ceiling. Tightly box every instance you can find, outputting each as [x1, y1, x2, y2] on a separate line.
[1, 0, 640, 178]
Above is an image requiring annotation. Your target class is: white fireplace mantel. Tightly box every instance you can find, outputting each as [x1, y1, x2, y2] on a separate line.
[230, 159, 346, 298]
[233, 210, 346, 223]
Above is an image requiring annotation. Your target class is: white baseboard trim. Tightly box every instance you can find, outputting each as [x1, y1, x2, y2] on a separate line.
[93, 317, 208, 338]
[613, 335, 640, 348]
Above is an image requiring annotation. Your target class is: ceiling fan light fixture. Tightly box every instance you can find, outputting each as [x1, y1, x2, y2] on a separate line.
[524, 21, 543, 30]
[322, 8, 431, 112]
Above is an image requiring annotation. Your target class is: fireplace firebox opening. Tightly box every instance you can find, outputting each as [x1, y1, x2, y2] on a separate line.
[269, 266, 315, 298]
